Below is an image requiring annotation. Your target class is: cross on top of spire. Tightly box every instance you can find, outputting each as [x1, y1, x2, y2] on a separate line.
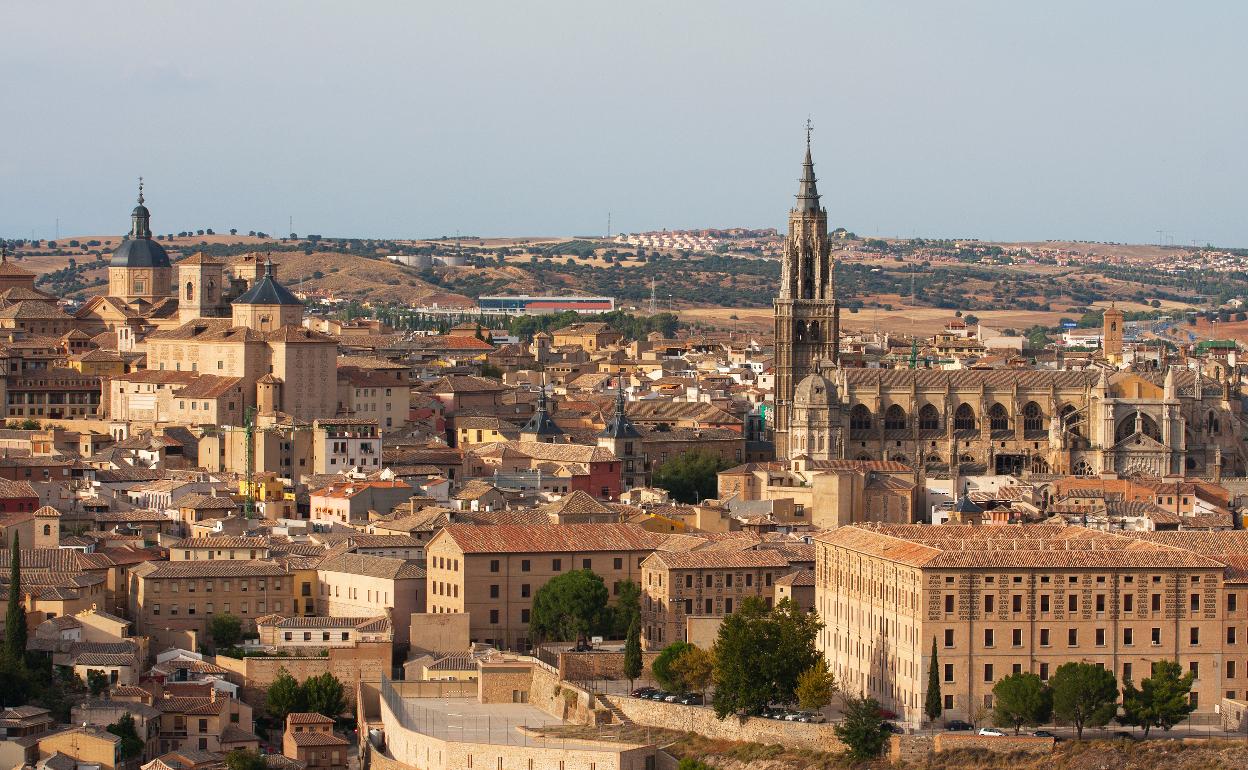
[138, 176, 145, 206]
[805, 117, 813, 149]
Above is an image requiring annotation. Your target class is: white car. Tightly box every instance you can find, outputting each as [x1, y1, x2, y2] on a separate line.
[978, 728, 1005, 737]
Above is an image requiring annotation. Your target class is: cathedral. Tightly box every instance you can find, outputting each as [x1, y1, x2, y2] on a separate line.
[772, 139, 1245, 479]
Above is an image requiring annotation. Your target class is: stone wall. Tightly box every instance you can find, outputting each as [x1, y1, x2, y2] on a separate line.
[1221, 698, 1248, 733]
[888, 735, 934, 764]
[932, 734, 1054, 754]
[601, 694, 843, 752]
[558, 650, 662, 682]
[212, 642, 391, 711]
[531, 662, 605, 726]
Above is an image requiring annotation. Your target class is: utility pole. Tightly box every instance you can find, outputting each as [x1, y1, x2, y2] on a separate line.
[243, 406, 257, 519]
[606, 212, 612, 239]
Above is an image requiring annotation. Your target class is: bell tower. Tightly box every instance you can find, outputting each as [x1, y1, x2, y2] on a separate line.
[774, 123, 840, 459]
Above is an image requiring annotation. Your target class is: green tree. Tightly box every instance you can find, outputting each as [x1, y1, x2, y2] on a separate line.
[209, 613, 243, 649]
[86, 669, 109, 697]
[794, 658, 836, 711]
[5, 533, 26, 661]
[652, 642, 694, 691]
[528, 569, 609, 643]
[652, 448, 733, 504]
[608, 580, 640, 638]
[677, 760, 713, 770]
[622, 619, 642, 687]
[302, 672, 346, 719]
[833, 695, 889, 761]
[670, 645, 715, 696]
[107, 712, 145, 759]
[1119, 660, 1196, 737]
[1050, 662, 1118, 739]
[225, 749, 267, 770]
[0, 653, 31, 709]
[711, 598, 821, 718]
[991, 672, 1052, 734]
[266, 668, 306, 722]
[924, 637, 942, 724]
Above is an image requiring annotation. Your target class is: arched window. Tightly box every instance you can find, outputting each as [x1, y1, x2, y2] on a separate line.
[953, 403, 976, 431]
[1115, 412, 1162, 443]
[1060, 404, 1082, 437]
[207, 280, 216, 300]
[1073, 460, 1094, 476]
[918, 404, 940, 431]
[808, 321, 820, 342]
[1207, 411, 1220, 435]
[988, 403, 1009, 431]
[1022, 402, 1044, 432]
[1030, 456, 1050, 474]
[884, 405, 907, 430]
[891, 454, 909, 465]
[185, 281, 194, 301]
[795, 320, 807, 342]
[850, 404, 873, 431]
[42, 524, 51, 536]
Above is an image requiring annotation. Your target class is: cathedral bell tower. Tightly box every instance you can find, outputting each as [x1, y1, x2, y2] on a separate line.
[774, 124, 840, 460]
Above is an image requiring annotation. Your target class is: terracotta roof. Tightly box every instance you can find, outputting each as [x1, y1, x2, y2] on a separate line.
[286, 713, 336, 725]
[646, 549, 794, 570]
[816, 524, 1229, 570]
[288, 731, 349, 747]
[437, 523, 668, 554]
[317, 552, 424, 580]
[131, 560, 289, 579]
[169, 536, 269, 550]
[774, 569, 816, 587]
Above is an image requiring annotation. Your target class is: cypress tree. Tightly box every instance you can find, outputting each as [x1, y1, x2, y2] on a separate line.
[5, 533, 26, 661]
[924, 636, 942, 723]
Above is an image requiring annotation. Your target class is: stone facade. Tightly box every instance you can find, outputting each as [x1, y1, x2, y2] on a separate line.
[600, 694, 843, 752]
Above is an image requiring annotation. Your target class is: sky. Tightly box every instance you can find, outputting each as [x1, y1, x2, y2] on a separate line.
[2, 1, 1246, 246]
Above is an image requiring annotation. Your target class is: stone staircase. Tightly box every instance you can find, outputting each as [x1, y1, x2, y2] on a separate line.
[599, 695, 633, 726]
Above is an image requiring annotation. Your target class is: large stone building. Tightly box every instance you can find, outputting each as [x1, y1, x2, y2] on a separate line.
[769, 139, 1244, 478]
[814, 524, 1247, 725]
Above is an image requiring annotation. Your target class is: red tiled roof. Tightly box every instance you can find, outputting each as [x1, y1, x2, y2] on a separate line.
[437, 523, 668, 554]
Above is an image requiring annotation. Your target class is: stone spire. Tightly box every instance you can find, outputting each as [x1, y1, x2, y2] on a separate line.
[600, 376, 641, 439]
[795, 119, 820, 213]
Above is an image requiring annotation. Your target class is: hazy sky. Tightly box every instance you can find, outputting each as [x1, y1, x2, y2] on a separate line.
[3, 1, 1246, 245]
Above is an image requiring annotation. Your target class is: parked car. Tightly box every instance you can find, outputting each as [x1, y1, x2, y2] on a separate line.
[676, 693, 704, 705]
[796, 711, 826, 724]
[882, 721, 904, 734]
[1031, 730, 1056, 738]
[945, 720, 973, 731]
[978, 728, 1005, 737]
[649, 691, 670, 701]
[664, 694, 680, 703]
[1112, 731, 1138, 741]
[760, 707, 785, 720]
[631, 687, 656, 698]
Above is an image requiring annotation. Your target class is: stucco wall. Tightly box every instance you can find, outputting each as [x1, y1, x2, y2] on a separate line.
[601, 694, 843, 752]
[558, 650, 662, 682]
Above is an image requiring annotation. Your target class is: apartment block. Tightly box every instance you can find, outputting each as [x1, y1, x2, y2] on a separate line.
[814, 524, 1242, 725]
[424, 523, 670, 648]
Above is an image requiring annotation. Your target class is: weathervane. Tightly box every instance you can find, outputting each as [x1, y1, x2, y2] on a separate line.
[805, 116, 813, 148]
[138, 176, 145, 205]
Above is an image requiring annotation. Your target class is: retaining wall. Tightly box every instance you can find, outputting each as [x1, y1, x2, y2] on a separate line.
[601, 694, 843, 752]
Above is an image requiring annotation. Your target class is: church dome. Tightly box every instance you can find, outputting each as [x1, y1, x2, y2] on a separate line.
[110, 180, 171, 269]
[794, 371, 836, 407]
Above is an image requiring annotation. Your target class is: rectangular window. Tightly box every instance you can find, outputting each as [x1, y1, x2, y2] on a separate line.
[1230, 594, 1239, 613]
[521, 584, 530, 598]
[489, 609, 499, 624]
[1191, 627, 1200, 645]
[1124, 628, 1133, 645]
[521, 560, 531, 572]
[1011, 628, 1022, 647]
[582, 559, 592, 570]
[1229, 627, 1238, 644]
[1191, 594, 1200, 612]
[1096, 594, 1105, 612]
[944, 694, 953, 710]
[944, 664, 954, 683]
[984, 595, 995, 613]
[1069, 594, 1078, 612]
[983, 629, 994, 647]
[521, 609, 530, 623]
[1039, 663, 1049, 680]
[1012, 595, 1022, 613]
[489, 560, 500, 573]
[944, 629, 954, 647]
[1152, 594, 1161, 612]
[1095, 628, 1106, 646]
[984, 664, 994, 682]
[1151, 627, 1161, 645]
[1039, 628, 1050, 646]
[1123, 662, 1132, 681]
[1124, 594, 1134, 613]
[1068, 629, 1078, 646]
[614, 558, 623, 570]
[1190, 662, 1199, 678]
[490, 585, 499, 599]
[944, 595, 954, 613]
[1040, 594, 1050, 612]
[1229, 661, 1237, 679]
[552, 559, 563, 572]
